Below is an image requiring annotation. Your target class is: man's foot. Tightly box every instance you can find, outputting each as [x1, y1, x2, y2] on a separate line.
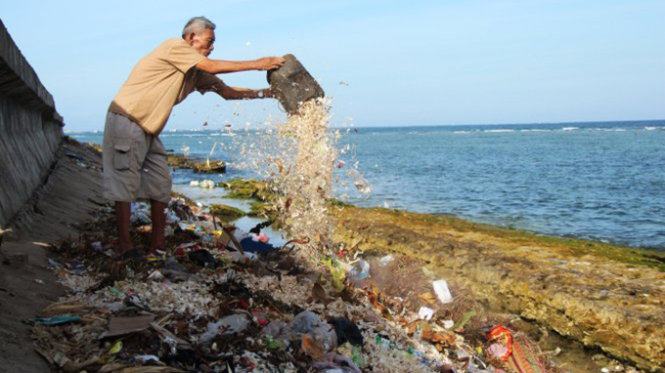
[113, 248, 143, 261]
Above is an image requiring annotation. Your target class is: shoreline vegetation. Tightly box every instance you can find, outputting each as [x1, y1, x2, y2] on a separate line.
[220, 178, 665, 270]
[218, 177, 665, 371]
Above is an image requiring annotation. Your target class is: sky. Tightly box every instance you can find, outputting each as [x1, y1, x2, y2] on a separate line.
[1, 0, 664, 131]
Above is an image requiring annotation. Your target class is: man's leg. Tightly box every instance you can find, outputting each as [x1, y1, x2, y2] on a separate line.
[149, 199, 167, 252]
[140, 134, 171, 254]
[103, 111, 143, 255]
[115, 201, 132, 252]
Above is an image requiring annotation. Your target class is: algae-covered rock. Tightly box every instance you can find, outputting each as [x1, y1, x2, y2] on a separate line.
[86, 142, 102, 154]
[167, 154, 226, 174]
[209, 204, 246, 222]
[221, 179, 274, 201]
[191, 160, 226, 173]
[330, 205, 665, 371]
[249, 200, 277, 220]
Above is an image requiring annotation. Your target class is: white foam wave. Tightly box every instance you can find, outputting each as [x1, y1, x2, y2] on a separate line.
[562, 127, 579, 131]
[594, 128, 627, 132]
[484, 129, 515, 133]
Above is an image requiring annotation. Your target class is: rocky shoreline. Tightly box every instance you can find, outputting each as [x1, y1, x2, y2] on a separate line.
[3, 139, 663, 372]
[216, 178, 665, 372]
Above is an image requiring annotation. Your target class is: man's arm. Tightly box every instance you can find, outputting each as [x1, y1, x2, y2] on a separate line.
[216, 85, 275, 100]
[196, 56, 285, 74]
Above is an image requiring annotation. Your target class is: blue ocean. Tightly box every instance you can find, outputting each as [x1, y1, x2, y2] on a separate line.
[71, 120, 665, 249]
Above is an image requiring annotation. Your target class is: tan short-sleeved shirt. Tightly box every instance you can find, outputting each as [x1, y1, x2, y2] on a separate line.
[109, 38, 224, 135]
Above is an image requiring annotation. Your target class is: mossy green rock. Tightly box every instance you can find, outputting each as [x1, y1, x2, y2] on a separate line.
[221, 179, 273, 201]
[209, 204, 246, 221]
[167, 154, 226, 173]
[249, 201, 277, 220]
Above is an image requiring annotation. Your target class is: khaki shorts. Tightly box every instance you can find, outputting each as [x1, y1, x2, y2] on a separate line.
[102, 112, 172, 203]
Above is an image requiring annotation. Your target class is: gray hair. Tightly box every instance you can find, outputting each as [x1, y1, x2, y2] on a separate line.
[182, 16, 216, 37]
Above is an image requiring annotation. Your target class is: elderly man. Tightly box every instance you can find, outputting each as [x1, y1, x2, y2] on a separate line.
[104, 16, 284, 258]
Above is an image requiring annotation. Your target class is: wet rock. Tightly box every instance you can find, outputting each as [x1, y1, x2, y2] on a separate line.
[209, 204, 246, 222]
[167, 154, 226, 173]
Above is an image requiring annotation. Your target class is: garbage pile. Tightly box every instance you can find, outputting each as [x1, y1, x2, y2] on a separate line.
[31, 195, 553, 372]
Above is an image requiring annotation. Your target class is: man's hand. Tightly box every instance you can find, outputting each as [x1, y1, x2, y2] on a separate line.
[254, 56, 286, 71]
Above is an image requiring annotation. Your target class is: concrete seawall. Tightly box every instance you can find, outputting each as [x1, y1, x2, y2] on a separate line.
[0, 19, 64, 227]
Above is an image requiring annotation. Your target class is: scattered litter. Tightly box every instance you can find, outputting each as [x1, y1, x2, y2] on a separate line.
[188, 249, 217, 267]
[101, 314, 156, 338]
[135, 354, 160, 363]
[329, 317, 363, 347]
[33, 314, 81, 326]
[347, 259, 370, 283]
[108, 340, 123, 354]
[200, 314, 250, 343]
[131, 202, 152, 225]
[239, 236, 276, 253]
[29, 190, 560, 372]
[418, 306, 435, 321]
[147, 270, 164, 281]
[432, 279, 453, 304]
[378, 254, 394, 266]
[90, 241, 104, 252]
[290, 310, 337, 352]
[455, 310, 476, 330]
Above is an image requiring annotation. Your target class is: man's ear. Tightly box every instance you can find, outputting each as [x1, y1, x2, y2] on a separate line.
[184, 32, 195, 43]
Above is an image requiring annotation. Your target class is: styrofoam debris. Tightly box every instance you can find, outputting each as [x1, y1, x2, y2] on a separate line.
[433, 279, 453, 304]
[378, 254, 394, 267]
[418, 306, 435, 321]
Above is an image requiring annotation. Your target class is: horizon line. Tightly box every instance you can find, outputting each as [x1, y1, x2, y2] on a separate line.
[64, 117, 665, 134]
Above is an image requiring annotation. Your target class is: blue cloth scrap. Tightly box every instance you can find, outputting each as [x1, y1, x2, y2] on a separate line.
[239, 237, 277, 253]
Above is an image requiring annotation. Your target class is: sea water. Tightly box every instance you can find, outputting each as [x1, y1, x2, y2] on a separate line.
[71, 119, 665, 249]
